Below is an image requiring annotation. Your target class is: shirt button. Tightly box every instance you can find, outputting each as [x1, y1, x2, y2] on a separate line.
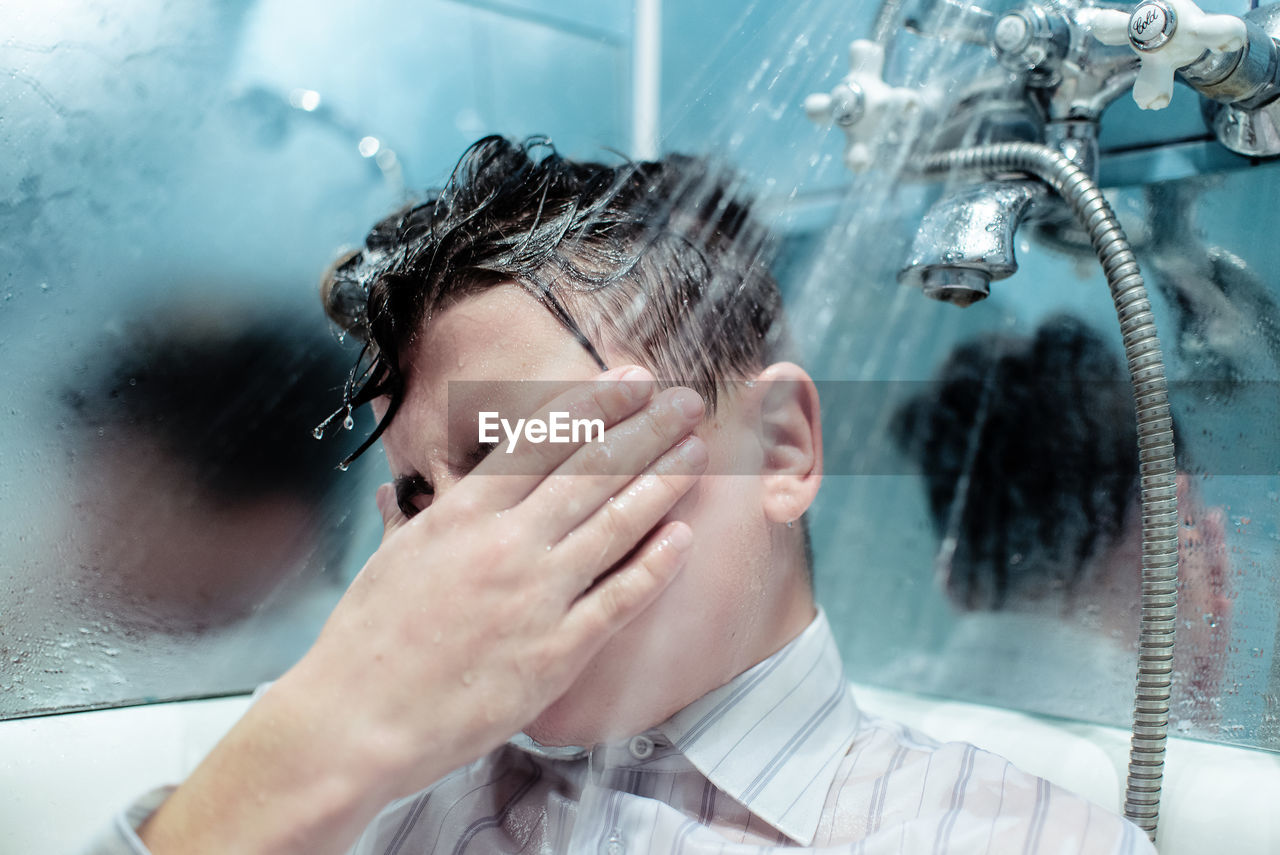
[628, 735, 655, 760]
[603, 831, 625, 855]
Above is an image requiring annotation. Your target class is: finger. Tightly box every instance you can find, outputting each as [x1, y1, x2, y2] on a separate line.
[525, 387, 705, 539]
[554, 521, 693, 672]
[458, 365, 655, 509]
[550, 435, 708, 596]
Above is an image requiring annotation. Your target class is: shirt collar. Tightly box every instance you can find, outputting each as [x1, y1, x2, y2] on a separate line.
[513, 609, 860, 846]
[658, 607, 860, 846]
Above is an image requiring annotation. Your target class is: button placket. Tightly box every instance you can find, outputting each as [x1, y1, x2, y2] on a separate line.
[601, 830, 625, 855]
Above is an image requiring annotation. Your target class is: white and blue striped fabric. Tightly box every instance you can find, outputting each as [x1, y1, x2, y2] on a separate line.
[91, 610, 1155, 855]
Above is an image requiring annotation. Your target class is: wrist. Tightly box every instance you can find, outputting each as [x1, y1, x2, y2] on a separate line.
[138, 665, 426, 855]
[262, 660, 435, 812]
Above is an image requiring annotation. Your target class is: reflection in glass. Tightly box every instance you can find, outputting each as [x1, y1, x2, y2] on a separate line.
[2, 301, 369, 717]
[800, 168, 1278, 752]
[889, 314, 1231, 732]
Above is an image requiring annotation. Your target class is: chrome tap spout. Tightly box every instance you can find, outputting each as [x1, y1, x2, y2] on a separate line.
[897, 179, 1050, 306]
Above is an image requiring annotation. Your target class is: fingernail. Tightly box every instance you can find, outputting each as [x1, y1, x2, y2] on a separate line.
[678, 435, 709, 469]
[664, 523, 693, 552]
[620, 366, 653, 402]
[670, 388, 703, 420]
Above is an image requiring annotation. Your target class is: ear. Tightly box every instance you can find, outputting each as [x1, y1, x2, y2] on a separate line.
[753, 361, 822, 525]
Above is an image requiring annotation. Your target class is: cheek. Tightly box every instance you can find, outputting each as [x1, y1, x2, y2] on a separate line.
[648, 477, 763, 631]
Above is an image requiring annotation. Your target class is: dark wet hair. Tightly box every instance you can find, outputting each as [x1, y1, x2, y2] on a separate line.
[891, 315, 1147, 611]
[320, 135, 788, 467]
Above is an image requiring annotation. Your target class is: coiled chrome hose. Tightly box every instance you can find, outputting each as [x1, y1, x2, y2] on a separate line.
[916, 142, 1180, 842]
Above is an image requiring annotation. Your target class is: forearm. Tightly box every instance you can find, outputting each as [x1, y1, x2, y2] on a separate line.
[137, 665, 436, 855]
[133, 370, 698, 853]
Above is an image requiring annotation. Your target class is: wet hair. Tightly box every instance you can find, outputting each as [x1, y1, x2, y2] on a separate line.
[320, 135, 788, 466]
[891, 315, 1146, 611]
[64, 306, 362, 509]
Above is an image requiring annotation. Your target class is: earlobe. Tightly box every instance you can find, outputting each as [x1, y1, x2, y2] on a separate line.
[753, 362, 823, 525]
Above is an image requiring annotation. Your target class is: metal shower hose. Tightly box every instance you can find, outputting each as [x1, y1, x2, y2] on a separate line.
[917, 142, 1180, 842]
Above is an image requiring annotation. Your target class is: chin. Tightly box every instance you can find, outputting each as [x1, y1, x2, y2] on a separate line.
[523, 692, 643, 748]
[523, 666, 677, 747]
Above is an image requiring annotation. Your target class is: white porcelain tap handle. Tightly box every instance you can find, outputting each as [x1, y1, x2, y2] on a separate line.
[1083, 0, 1247, 110]
[803, 39, 923, 172]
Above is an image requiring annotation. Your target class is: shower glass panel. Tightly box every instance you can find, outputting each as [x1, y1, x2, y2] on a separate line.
[0, 0, 630, 719]
[800, 167, 1280, 752]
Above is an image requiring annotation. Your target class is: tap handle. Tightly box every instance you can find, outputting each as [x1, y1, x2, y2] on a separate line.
[1083, 0, 1247, 110]
[803, 40, 923, 172]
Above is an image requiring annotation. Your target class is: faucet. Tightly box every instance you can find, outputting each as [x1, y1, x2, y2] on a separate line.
[808, 0, 1280, 307]
[896, 179, 1051, 306]
[893, 0, 1147, 303]
[804, 4, 1140, 303]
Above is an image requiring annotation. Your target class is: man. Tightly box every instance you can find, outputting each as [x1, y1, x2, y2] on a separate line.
[91, 137, 1155, 854]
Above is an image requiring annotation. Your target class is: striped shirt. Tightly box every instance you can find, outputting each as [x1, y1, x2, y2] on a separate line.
[91, 610, 1155, 854]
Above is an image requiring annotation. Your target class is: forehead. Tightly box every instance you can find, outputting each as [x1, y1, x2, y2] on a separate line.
[381, 284, 608, 453]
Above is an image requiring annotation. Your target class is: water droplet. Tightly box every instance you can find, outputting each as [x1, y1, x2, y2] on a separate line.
[343, 414, 355, 430]
[1203, 614, 1219, 628]
[337, 461, 349, 472]
[312, 426, 325, 440]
